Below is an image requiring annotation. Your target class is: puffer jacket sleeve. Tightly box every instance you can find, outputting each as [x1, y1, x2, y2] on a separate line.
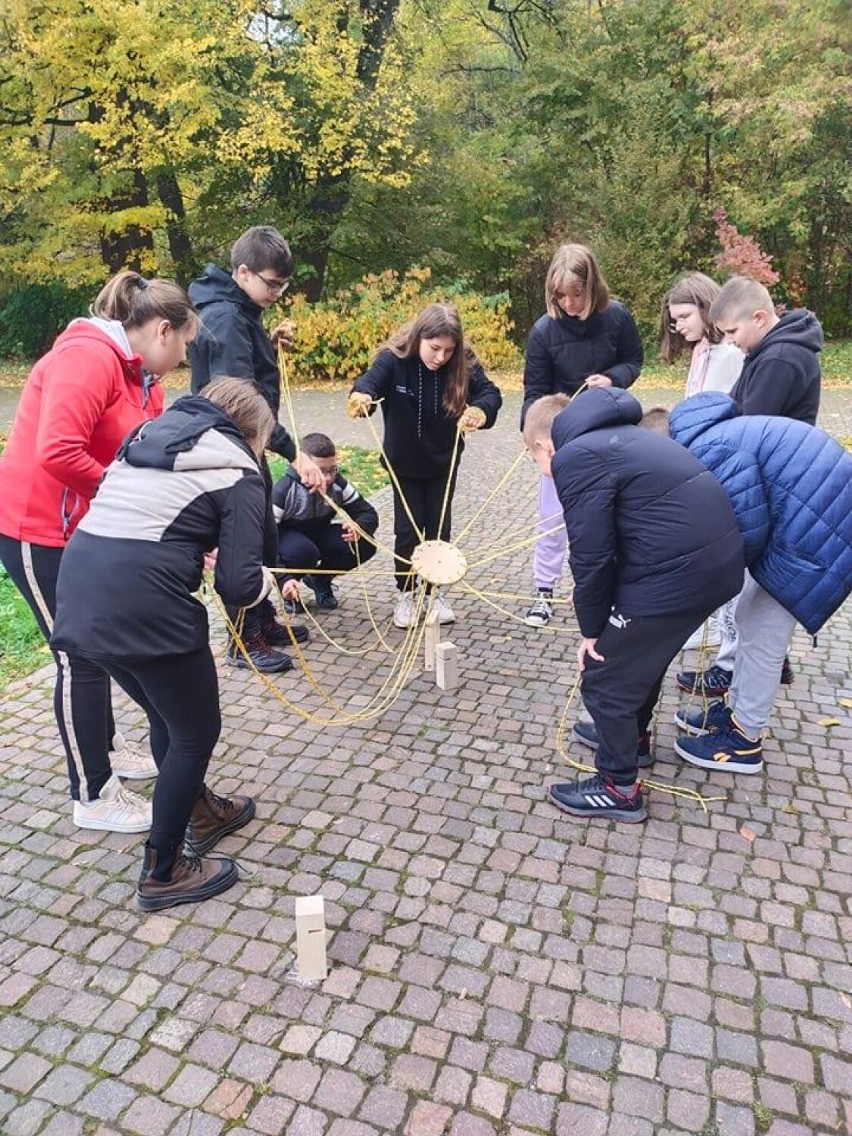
[467, 358, 502, 426]
[214, 470, 269, 608]
[521, 320, 554, 427]
[690, 438, 771, 568]
[554, 444, 618, 638]
[602, 306, 643, 389]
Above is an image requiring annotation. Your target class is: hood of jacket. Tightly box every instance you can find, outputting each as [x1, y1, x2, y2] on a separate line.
[189, 264, 262, 318]
[669, 391, 741, 448]
[551, 386, 643, 448]
[119, 394, 259, 473]
[54, 318, 145, 380]
[749, 309, 824, 360]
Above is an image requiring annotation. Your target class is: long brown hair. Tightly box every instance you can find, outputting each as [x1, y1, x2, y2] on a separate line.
[92, 270, 200, 336]
[376, 303, 472, 418]
[658, 272, 723, 363]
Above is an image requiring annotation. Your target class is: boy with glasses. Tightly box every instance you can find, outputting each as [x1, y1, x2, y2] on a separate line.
[189, 226, 321, 672]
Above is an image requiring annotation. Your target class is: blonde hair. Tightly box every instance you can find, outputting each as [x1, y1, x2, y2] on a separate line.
[545, 244, 610, 321]
[709, 276, 775, 325]
[92, 271, 200, 336]
[200, 377, 275, 451]
[522, 393, 571, 448]
[640, 406, 670, 435]
[659, 272, 724, 363]
[377, 303, 473, 418]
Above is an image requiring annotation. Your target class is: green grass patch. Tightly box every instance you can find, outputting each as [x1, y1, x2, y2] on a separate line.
[269, 444, 389, 496]
[0, 567, 50, 689]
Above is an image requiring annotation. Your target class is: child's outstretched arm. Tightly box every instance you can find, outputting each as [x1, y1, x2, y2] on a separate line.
[465, 360, 503, 428]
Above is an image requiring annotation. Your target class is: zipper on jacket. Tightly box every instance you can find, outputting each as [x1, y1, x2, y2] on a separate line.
[60, 488, 80, 540]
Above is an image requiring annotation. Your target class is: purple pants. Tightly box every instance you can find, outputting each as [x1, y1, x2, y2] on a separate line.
[533, 475, 568, 590]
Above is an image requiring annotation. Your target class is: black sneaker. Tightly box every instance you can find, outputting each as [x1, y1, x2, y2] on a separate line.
[572, 720, 653, 768]
[524, 589, 554, 628]
[228, 631, 293, 674]
[674, 715, 763, 775]
[307, 576, 339, 611]
[261, 613, 310, 646]
[780, 655, 794, 685]
[675, 664, 732, 697]
[549, 774, 647, 823]
[674, 699, 732, 737]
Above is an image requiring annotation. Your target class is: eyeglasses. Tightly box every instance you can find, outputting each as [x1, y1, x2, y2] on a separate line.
[254, 272, 290, 294]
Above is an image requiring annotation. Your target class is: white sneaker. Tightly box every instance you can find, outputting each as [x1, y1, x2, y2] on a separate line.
[110, 733, 157, 780]
[524, 590, 554, 628]
[393, 593, 415, 629]
[73, 774, 152, 833]
[430, 594, 455, 624]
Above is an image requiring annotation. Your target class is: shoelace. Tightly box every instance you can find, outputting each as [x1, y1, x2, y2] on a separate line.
[206, 791, 234, 814]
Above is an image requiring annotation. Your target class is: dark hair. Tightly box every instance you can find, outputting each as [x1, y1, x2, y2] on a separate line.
[91, 271, 199, 334]
[201, 377, 275, 451]
[300, 432, 336, 459]
[545, 243, 610, 320]
[376, 303, 472, 418]
[640, 406, 670, 434]
[231, 226, 293, 277]
[658, 272, 723, 363]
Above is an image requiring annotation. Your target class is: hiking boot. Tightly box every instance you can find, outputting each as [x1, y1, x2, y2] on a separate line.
[573, 720, 653, 768]
[429, 593, 455, 624]
[524, 589, 554, 628]
[674, 714, 763, 775]
[185, 785, 256, 855]
[675, 664, 732, 697]
[227, 630, 293, 673]
[674, 699, 732, 737]
[73, 774, 152, 833]
[110, 733, 157, 780]
[780, 655, 794, 685]
[137, 843, 239, 912]
[549, 773, 647, 823]
[261, 612, 310, 646]
[307, 576, 339, 610]
[394, 592, 416, 629]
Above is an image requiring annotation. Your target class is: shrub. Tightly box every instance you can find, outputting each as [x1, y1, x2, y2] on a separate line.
[0, 282, 92, 359]
[280, 267, 520, 384]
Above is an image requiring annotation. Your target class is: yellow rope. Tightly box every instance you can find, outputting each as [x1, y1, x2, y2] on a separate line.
[435, 422, 464, 546]
[453, 448, 528, 546]
[458, 578, 577, 634]
[464, 523, 566, 571]
[361, 407, 425, 543]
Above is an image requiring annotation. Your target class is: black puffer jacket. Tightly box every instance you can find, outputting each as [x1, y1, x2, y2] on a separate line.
[551, 388, 744, 638]
[521, 301, 643, 426]
[188, 265, 296, 460]
[52, 397, 270, 660]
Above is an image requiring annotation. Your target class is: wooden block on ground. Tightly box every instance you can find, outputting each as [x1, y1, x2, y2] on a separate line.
[424, 613, 440, 671]
[435, 641, 458, 690]
[295, 895, 328, 981]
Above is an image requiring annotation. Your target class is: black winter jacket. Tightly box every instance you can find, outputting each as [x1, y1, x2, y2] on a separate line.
[551, 388, 744, 638]
[729, 309, 822, 424]
[52, 397, 270, 660]
[351, 351, 502, 480]
[521, 301, 643, 426]
[188, 265, 296, 460]
[272, 466, 379, 540]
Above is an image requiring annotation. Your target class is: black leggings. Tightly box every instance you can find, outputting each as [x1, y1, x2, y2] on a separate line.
[0, 534, 118, 801]
[392, 467, 459, 591]
[99, 647, 221, 857]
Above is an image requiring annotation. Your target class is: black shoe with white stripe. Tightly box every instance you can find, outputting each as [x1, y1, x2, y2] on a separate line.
[548, 773, 647, 823]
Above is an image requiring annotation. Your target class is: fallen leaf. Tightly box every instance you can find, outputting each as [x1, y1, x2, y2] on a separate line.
[783, 802, 799, 814]
[459, 988, 468, 1000]
[838, 698, 852, 709]
[841, 992, 852, 1010]
[739, 826, 756, 843]
[817, 717, 841, 727]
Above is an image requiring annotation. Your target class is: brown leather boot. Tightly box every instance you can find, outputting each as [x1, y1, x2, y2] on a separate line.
[184, 786, 256, 855]
[137, 843, 238, 912]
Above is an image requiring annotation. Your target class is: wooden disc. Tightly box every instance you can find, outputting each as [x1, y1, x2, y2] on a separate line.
[410, 540, 468, 586]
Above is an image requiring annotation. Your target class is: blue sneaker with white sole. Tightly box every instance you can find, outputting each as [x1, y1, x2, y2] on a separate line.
[674, 715, 763, 775]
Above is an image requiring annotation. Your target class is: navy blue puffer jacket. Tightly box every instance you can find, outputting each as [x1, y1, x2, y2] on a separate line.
[669, 392, 852, 634]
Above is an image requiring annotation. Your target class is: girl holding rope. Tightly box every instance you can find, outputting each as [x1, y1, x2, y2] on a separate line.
[348, 303, 502, 629]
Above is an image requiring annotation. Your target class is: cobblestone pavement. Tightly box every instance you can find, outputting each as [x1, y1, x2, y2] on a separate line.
[1, 389, 851, 1136]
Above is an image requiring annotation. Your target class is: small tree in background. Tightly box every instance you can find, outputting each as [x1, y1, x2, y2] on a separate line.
[713, 208, 780, 287]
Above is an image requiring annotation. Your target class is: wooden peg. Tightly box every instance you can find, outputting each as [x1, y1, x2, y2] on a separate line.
[435, 641, 458, 690]
[295, 895, 328, 981]
[424, 612, 441, 671]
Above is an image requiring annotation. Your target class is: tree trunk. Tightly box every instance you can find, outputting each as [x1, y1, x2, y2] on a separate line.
[99, 168, 155, 274]
[156, 171, 195, 286]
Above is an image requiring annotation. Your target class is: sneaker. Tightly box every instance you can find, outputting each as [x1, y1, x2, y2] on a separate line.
[185, 785, 256, 855]
[429, 594, 455, 624]
[674, 699, 732, 737]
[524, 589, 554, 628]
[137, 843, 239, 912]
[228, 630, 293, 673]
[675, 664, 732, 697]
[674, 715, 763, 775]
[261, 614, 310, 646]
[110, 733, 157, 780]
[549, 774, 647, 823]
[780, 655, 794, 685]
[73, 774, 152, 833]
[393, 592, 416, 629]
[572, 720, 653, 769]
[307, 576, 339, 611]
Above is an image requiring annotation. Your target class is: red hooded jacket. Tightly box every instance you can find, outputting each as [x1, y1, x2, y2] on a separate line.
[0, 319, 164, 547]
